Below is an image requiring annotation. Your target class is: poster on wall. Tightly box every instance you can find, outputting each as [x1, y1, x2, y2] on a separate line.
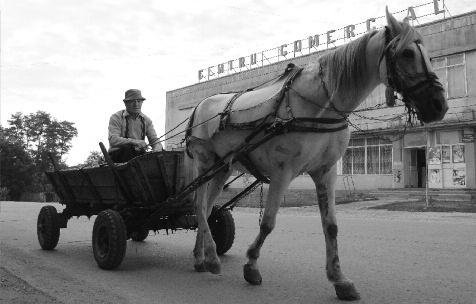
[429, 169, 442, 188]
[452, 144, 465, 163]
[452, 168, 466, 187]
[441, 145, 451, 163]
[428, 146, 441, 165]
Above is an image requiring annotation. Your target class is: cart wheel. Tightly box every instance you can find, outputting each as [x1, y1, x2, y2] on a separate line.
[130, 228, 149, 242]
[37, 205, 61, 250]
[208, 206, 235, 255]
[92, 209, 127, 270]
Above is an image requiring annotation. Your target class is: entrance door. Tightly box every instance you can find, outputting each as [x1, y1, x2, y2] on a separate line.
[416, 149, 426, 187]
[405, 148, 427, 188]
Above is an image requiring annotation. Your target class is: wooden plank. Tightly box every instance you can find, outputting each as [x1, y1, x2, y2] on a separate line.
[57, 172, 77, 204]
[98, 142, 134, 204]
[135, 162, 157, 203]
[156, 155, 171, 197]
[65, 185, 122, 200]
[79, 169, 103, 204]
[45, 173, 67, 203]
[130, 165, 150, 204]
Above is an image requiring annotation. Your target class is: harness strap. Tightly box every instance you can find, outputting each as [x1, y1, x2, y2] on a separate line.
[228, 116, 348, 183]
[286, 118, 348, 133]
[184, 64, 348, 183]
[219, 90, 249, 130]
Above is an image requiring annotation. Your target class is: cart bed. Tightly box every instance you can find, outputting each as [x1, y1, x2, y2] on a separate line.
[46, 151, 189, 211]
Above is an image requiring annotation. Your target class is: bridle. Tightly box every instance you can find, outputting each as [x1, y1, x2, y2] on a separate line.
[378, 26, 443, 121]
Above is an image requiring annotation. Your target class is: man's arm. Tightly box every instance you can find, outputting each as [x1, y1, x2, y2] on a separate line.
[145, 118, 163, 151]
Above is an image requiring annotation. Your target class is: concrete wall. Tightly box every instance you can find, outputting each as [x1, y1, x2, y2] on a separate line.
[467, 50, 476, 97]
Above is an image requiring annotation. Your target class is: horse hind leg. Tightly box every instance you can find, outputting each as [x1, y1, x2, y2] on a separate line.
[309, 168, 360, 301]
[244, 170, 293, 285]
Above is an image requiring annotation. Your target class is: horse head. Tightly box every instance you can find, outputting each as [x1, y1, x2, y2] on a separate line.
[380, 7, 448, 123]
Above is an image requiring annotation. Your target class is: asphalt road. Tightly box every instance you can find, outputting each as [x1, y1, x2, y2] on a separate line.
[1, 200, 475, 304]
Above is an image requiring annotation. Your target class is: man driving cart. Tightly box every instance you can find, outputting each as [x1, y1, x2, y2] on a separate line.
[108, 89, 163, 163]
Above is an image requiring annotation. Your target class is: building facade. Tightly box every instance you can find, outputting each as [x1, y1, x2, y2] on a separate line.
[165, 11, 476, 190]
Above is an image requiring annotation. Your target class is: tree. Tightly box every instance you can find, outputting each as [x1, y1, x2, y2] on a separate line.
[1, 111, 78, 199]
[7, 111, 77, 169]
[0, 126, 35, 200]
[83, 151, 105, 167]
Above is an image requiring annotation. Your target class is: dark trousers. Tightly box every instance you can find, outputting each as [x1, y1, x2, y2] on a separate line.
[109, 144, 145, 163]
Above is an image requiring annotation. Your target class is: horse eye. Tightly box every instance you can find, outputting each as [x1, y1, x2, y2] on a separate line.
[402, 49, 415, 59]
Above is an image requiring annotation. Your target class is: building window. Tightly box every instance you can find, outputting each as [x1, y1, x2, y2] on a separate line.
[432, 53, 467, 99]
[342, 137, 393, 175]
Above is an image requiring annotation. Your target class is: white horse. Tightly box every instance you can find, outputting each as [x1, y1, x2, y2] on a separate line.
[184, 8, 447, 301]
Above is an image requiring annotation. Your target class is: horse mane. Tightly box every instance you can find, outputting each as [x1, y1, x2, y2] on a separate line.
[394, 21, 423, 54]
[319, 30, 378, 102]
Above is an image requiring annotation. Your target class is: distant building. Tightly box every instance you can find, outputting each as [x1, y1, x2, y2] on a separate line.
[165, 10, 476, 190]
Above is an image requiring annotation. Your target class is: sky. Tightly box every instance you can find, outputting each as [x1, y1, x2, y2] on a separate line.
[1, 0, 476, 165]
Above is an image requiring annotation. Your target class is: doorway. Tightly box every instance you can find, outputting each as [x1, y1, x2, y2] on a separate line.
[405, 148, 427, 188]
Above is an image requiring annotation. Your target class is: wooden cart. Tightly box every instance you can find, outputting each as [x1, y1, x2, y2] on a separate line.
[37, 144, 238, 270]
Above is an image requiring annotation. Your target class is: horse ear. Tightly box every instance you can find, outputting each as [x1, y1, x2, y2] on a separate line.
[386, 6, 402, 37]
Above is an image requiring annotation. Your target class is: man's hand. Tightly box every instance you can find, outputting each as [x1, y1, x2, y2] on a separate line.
[152, 144, 163, 152]
[131, 139, 148, 150]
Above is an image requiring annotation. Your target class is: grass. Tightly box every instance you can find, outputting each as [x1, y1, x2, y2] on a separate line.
[217, 187, 476, 213]
[369, 199, 476, 213]
[215, 188, 376, 208]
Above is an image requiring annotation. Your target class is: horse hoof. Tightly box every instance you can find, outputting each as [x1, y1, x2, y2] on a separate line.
[334, 282, 360, 301]
[194, 262, 207, 272]
[243, 264, 262, 285]
[205, 261, 221, 274]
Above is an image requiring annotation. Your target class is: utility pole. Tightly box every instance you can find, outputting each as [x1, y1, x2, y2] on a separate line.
[425, 128, 430, 208]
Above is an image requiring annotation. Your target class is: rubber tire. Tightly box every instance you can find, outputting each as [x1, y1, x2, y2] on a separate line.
[37, 205, 61, 250]
[208, 206, 235, 255]
[130, 228, 149, 242]
[92, 209, 127, 270]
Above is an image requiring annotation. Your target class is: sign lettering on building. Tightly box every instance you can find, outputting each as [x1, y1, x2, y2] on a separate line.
[198, 0, 446, 82]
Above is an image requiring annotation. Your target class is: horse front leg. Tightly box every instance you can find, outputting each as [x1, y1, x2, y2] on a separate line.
[193, 180, 208, 272]
[200, 168, 232, 274]
[243, 170, 293, 285]
[309, 167, 360, 301]
[189, 141, 222, 274]
[194, 178, 224, 274]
